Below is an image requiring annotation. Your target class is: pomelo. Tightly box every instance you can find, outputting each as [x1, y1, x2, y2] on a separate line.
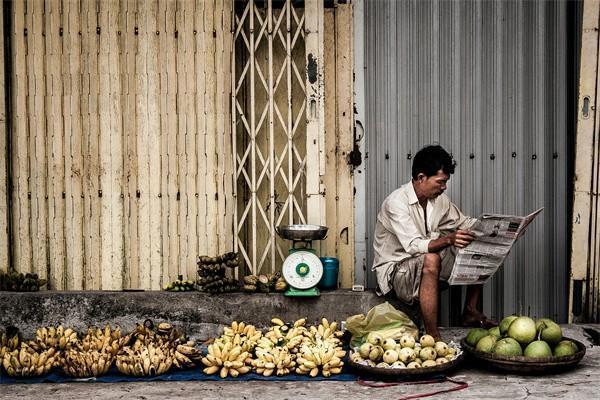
[466, 328, 489, 347]
[553, 340, 578, 357]
[523, 340, 552, 358]
[499, 315, 519, 335]
[493, 337, 523, 356]
[475, 335, 497, 353]
[535, 318, 562, 345]
[488, 326, 501, 338]
[507, 316, 537, 345]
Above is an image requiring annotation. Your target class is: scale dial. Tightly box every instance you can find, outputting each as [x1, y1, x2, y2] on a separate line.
[282, 251, 323, 290]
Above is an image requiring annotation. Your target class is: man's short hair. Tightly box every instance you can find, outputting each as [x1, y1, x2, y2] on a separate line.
[411, 145, 456, 179]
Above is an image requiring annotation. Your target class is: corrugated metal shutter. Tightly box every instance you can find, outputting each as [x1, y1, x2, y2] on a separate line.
[364, 0, 579, 323]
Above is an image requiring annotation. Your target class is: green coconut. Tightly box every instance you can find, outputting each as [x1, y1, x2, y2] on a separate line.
[466, 328, 489, 347]
[523, 340, 553, 358]
[475, 335, 498, 353]
[553, 340, 578, 357]
[535, 318, 562, 345]
[507, 316, 537, 345]
[499, 315, 519, 336]
[493, 337, 523, 357]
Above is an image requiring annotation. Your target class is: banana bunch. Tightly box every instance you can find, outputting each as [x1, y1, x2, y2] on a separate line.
[260, 318, 308, 353]
[62, 347, 114, 377]
[60, 324, 125, 378]
[252, 345, 296, 376]
[164, 275, 195, 292]
[116, 342, 174, 376]
[80, 324, 124, 355]
[29, 325, 78, 351]
[295, 318, 346, 377]
[173, 341, 203, 369]
[201, 341, 252, 378]
[1, 343, 58, 377]
[0, 328, 20, 359]
[217, 321, 262, 353]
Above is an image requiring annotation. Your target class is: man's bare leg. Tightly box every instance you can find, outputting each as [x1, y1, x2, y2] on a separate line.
[419, 253, 441, 340]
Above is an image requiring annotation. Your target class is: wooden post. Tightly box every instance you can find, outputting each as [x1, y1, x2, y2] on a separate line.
[304, 0, 325, 226]
[570, 0, 600, 322]
[0, 0, 8, 273]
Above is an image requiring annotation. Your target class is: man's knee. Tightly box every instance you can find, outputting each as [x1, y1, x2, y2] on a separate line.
[422, 253, 441, 277]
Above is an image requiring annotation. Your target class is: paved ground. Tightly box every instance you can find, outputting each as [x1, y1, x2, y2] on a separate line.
[1, 325, 598, 400]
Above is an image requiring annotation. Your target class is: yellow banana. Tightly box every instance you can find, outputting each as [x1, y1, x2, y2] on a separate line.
[271, 318, 285, 327]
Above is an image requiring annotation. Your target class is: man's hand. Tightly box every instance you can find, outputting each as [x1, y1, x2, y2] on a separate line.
[448, 230, 475, 248]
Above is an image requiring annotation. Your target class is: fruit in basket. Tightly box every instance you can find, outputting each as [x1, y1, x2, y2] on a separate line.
[382, 349, 399, 364]
[499, 315, 519, 335]
[406, 361, 419, 368]
[466, 328, 488, 347]
[523, 340, 552, 358]
[382, 338, 397, 350]
[475, 335, 497, 353]
[422, 359, 437, 368]
[493, 337, 523, 356]
[399, 335, 416, 348]
[392, 360, 406, 368]
[535, 318, 562, 345]
[488, 326, 501, 338]
[419, 335, 435, 348]
[398, 347, 416, 363]
[553, 340, 578, 357]
[434, 341, 449, 357]
[507, 316, 536, 345]
[369, 345, 384, 361]
[366, 332, 383, 346]
[359, 342, 373, 358]
[419, 346, 437, 361]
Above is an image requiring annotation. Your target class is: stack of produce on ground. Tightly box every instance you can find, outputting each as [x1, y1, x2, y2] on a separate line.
[201, 317, 345, 378]
[62, 324, 124, 377]
[465, 315, 578, 358]
[242, 273, 287, 293]
[163, 275, 195, 292]
[350, 333, 459, 369]
[0, 271, 47, 292]
[197, 252, 241, 294]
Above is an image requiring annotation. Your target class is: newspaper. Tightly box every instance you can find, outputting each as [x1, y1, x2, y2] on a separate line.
[447, 208, 543, 285]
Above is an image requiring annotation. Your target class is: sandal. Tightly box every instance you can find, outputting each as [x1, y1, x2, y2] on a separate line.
[461, 316, 498, 329]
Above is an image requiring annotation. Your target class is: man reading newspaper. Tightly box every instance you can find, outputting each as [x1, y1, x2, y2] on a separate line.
[372, 145, 496, 340]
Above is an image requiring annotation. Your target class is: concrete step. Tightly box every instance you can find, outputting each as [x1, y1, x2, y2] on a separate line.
[0, 290, 406, 339]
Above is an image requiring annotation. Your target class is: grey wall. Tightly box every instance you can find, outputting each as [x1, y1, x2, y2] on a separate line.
[364, 0, 578, 324]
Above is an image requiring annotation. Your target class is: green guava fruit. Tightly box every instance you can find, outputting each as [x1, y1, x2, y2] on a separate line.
[535, 318, 562, 345]
[466, 328, 489, 347]
[507, 316, 537, 345]
[488, 326, 501, 338]
[523, 340, 553, 358]
[553, 340, 578, 357]
[499, 315, 519, 335]
[493, 337, 523, 356]
[475, 335, 497, 353]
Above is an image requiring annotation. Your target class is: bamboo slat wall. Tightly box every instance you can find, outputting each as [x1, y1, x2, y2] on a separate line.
[4, 0, 233, 290]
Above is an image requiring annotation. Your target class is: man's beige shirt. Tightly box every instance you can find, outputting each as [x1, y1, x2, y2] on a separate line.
[372, 181, 477, 295]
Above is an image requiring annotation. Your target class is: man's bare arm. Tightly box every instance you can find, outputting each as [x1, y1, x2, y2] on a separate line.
[427, 230, 475, 253]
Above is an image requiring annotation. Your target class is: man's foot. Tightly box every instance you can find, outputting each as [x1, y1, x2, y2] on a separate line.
[461, 313, 498, 329]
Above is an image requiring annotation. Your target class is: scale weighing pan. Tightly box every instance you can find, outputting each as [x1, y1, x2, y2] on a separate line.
[275, 224, 328, 241]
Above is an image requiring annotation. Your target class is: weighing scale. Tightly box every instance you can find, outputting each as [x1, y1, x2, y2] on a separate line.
[276, 224, 328, 297]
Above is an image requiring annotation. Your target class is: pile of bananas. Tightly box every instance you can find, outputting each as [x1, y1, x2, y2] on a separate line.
[0, 328, 20, 359]
[242, 273, 287, 293]
[0, 271, 47, 291]
[28, 325, 78, 352]
[295, 319, 346, 377]
[1, 343, 59, 377]
[218, 321, 263, 353]
[61, 324, 125, 378]
[201, 341, 252, 378]
[116, 322, 174, 376]
[197, 252, 241, 294]
[164, 275, 195, 292]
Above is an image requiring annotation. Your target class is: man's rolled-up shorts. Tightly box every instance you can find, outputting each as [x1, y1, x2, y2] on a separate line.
[391, 247, 456, 305]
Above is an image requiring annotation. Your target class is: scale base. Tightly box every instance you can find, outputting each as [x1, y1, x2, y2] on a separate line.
[284, 287, 320, 297]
